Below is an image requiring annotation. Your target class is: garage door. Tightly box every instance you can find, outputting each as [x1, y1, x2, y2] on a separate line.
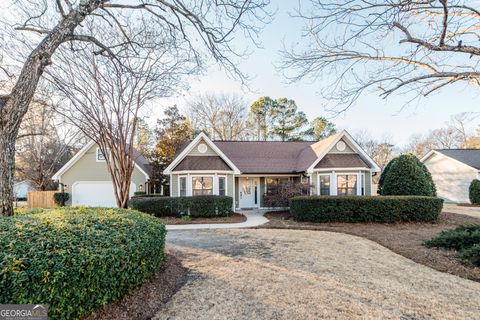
[72, 181, 136, 207]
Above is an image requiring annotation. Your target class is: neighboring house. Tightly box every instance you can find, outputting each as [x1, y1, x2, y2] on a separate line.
[13, 180, 35, 199]
[52, 141, 151, 207]
[421, 149, 480, 203]
[164, 131, 381, 210]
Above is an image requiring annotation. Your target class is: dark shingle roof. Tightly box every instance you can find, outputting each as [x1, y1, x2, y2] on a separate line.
[174, 156, 231, 171]
[315, 154, 369, 169]
[435, 149, 480, 169]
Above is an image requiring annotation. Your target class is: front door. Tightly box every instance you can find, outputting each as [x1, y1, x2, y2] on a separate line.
[239, 177, 258, 208]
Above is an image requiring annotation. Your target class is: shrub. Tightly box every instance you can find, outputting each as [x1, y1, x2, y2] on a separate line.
[133, 191, 147, 196]
[380, 154, 436, 196]
[377, 157, 398, 195]
[0, 208, 166, 320]
[53, 192, 70, 206]
[290, 196, 443, 223]
[459, 244, 480, 266]
[129, 195, 233, 217]
[263, 181, 311, 207]
[469, 179, 480, 204]
[425, 224, 480, 250]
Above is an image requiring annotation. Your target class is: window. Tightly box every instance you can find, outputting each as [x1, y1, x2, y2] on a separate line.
[96, 148, 106, 161]
[192, 176, 213, 195]
[266, 177, 289, 195]
[337, 175, 358, 196]
[179, 176, 187, 197]
[319, 175, 330, 195]
[218, 177, 226, 196]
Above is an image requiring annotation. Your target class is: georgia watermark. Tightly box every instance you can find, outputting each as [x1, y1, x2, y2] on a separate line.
[0, 305, 48, 320]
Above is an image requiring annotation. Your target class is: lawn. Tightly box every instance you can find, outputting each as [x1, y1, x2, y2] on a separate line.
[260, 211, 480, 282]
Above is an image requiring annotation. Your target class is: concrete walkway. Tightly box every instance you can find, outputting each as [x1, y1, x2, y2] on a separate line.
[443, 203, 480, 219]
[165, 210, 269, 230]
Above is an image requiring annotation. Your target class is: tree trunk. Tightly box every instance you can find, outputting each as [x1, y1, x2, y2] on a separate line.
[0, 129, 16, 216]
[0, 2, 100, 216]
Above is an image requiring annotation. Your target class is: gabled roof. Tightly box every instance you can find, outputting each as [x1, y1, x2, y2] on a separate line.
[52, 140, 151, 180]
[422, 149, 480, 170]
[166, 130, 380, 174]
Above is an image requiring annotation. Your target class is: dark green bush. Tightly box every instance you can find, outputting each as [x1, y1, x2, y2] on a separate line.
[53, 192, 69, 206]
[377, 157, 398, 195]
[425, 224, 480, 250]
[459, 244, 480, 266]
[380, 154, 436, 196]
[290, 196, 443, 223]
[469, 179, 480, 204]
[0, 208, 166, 320]
[133, 191, 147, 196]
[129, 195, 233, 217]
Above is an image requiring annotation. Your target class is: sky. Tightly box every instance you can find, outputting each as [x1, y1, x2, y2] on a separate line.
[150, 1, 480, 147]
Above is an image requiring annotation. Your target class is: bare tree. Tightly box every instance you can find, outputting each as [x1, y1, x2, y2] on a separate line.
[281, 1, 480, 111]
[188, 92, 250, 140]
[404, 112, 478, 157]
[47, 43, 185, 208]
[15, 98, 81, 190]
[0, 0, 271, 216]
[354, 130, 396, 169]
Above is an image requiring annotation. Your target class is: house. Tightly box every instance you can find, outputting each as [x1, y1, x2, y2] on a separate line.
[52, 141, 151, 207]
[421, 149, 480, 203]
[164, 131, 381, 210]
[13, 180, 36, 200]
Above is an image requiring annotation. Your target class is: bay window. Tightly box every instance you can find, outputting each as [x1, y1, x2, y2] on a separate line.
[179, 176, 187, 196]
[218, 176, 226, 196]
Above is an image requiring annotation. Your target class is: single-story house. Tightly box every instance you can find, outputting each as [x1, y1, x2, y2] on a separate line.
[13, 180, 36, 199]
[421, 149, 480, 203]
[52, 141, 151, 207]
[164, 131, 381, 210]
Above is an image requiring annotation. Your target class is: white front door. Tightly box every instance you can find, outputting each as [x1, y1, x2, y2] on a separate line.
[239, 177, 258, 208]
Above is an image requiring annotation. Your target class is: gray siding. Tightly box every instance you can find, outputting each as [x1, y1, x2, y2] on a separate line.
[60, 144, 148, 205]
[187, 138, 217, 156]
[328, 138, 355, 154]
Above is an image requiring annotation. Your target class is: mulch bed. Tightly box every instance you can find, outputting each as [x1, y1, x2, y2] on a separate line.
[161, 213, 246, 225]
[83, 252, 187, 320]
[260, 211, 480, 282]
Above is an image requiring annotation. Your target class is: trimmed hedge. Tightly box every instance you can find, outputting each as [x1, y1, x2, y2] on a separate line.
[290, 196, 443, 223]
[469, 179, 480, 204]
[0, 207, 166, 320]
[129, 195, 233, 217]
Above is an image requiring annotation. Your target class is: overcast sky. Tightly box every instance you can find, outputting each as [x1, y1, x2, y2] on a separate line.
[150, 1, 480, 146]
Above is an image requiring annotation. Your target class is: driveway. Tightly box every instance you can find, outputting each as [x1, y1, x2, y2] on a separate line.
[443, 203, 480, 219]
[154, 229, 480, 320]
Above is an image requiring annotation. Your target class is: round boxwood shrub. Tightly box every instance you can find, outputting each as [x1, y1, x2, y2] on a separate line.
[53, 192, 69, 206]
[469, 179, 480, 204]
[0, 207, 166, 320]
[380, 154, 436, 196]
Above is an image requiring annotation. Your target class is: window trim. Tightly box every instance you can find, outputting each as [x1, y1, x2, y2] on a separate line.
[178, 174, 227, 197]
[95, 148, 106, 162]
[178, 176, 187, 197]
[335, 173, 360, 196]
[217, 175, 227, 196]
[317, 173, 332, 196]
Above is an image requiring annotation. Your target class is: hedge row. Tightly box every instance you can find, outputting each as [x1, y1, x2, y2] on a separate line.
[290, 196, 443, 223]
[128, 195, 233, 217]
[0, 207, 166, 320]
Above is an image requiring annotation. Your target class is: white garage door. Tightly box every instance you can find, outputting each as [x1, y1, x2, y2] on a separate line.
[72, 181, 136, 207]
